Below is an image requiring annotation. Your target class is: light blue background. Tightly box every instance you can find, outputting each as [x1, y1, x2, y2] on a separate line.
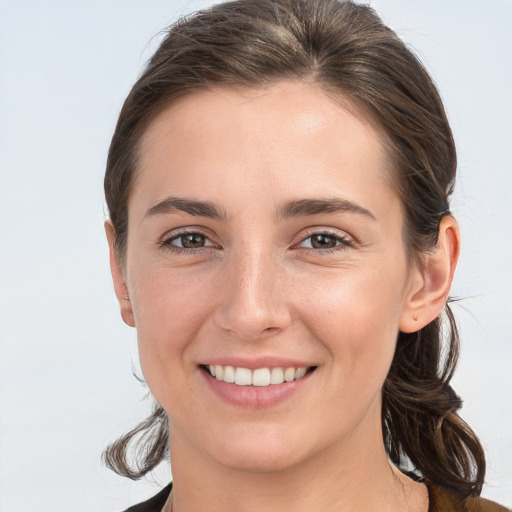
[0, 1, 511, 510]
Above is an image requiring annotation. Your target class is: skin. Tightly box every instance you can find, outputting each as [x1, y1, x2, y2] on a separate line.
[106, 81, 459, 512]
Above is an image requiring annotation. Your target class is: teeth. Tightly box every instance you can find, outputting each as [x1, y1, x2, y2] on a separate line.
[207, 365, 309, 387]
[295, 367, 307, 379]
[284, 367, 295, 382]
[234, 367, 252, 386]
[252, 368, 270, 387]
[223, 365, 235, 383]
[270, 367, 284, 385]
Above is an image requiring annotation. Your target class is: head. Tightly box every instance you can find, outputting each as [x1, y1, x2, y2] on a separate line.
[104, 0, 484, 496]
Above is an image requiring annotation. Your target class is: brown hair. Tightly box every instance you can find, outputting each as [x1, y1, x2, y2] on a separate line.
[103, 0, 486, 496]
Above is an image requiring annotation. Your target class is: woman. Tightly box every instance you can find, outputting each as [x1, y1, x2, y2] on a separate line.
[103, 0, 509, 510]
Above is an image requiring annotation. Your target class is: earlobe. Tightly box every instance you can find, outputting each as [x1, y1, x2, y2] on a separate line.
[399, 216, 460, 333]
[105, 220, 136, 328]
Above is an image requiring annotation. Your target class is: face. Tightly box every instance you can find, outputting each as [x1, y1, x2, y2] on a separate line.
[114, 82, 420, 474]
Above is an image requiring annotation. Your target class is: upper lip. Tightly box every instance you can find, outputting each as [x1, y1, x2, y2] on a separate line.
[199, 357, 316, 370]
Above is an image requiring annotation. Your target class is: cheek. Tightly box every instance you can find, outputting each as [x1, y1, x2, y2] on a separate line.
[128, 265, 216, 396]
[297, 262, 407, 384]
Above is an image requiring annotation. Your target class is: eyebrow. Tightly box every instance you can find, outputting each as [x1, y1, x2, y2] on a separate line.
[277, 197, 376, 220]
[145, 196, 227, 220]
[144, 195, 375, 222]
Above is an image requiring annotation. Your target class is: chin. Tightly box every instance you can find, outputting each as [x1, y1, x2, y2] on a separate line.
[217, 446, 303, 474]
[203, 425, 310, 474]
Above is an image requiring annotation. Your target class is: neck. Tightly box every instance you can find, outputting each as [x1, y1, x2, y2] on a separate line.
[166, 416, 427, 512]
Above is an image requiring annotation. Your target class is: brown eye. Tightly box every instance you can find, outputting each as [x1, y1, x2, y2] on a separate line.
[163, 232, 215, 250]
[309, 234, 337, 249]
[180, 233, 205, 249]
[298, 232, 354, 251]
[176, 233, 207, 248]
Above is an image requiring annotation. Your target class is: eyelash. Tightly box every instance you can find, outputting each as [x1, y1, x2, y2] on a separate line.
[159, 229, 355, 255]
[296, 230, 355, 254]
[159, 230, 217, 255]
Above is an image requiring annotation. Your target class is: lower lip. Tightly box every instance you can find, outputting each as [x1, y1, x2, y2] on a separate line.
[200, 368, 314, 409]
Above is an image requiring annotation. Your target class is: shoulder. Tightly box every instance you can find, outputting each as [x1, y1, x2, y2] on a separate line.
[428, 484, 510, 512]
[122, 483, 172, 512]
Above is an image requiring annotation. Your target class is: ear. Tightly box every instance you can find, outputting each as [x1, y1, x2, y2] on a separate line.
[105, 220, 135, 327]
[399, 216, 460, 333]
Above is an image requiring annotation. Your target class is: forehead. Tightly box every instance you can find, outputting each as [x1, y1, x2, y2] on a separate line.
[132, 81, 397, 218]
[139, 81, 387, 158]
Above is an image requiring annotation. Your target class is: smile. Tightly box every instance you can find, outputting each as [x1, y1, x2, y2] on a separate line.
[206, 365, 313, 387]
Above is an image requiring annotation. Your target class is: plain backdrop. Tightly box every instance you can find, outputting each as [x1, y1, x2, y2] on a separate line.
[0, 0, 511, 510]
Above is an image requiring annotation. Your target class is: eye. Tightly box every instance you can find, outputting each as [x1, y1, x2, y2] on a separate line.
[162, 231, 216, 251]
[298, 231, 354, 251]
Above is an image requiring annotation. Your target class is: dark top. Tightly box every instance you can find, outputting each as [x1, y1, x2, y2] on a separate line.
[124, 484, 172, 512]
[123, 482, 510, 512]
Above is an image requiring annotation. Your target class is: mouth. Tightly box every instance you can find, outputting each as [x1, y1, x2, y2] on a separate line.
[201, 364, 316, 387]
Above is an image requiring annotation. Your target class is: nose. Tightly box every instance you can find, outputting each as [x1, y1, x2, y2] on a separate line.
[213, 247, 292, 340]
